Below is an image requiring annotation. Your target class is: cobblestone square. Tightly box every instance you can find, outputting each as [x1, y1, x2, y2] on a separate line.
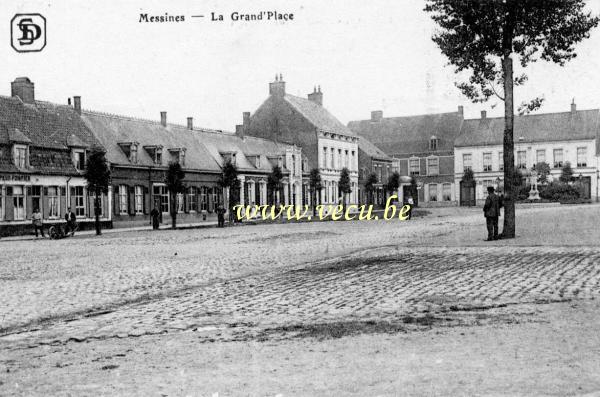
[1, 204, 600, 395]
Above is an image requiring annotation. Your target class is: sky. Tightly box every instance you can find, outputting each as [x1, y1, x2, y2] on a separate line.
[2, 0, 600, 131]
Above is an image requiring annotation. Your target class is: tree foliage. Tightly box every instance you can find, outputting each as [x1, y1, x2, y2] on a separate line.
[560, 161, 575, 183]
[364, 172, 378, 205]
[267, 165, 284, 205]
[386, 172, 401, 193]
[309, 168, 322, 213]
[84, 146, 111, 235]
[461, 168, 474, 182]
[219, 160, 241, 211]
[534, 161, 551, 184]
[165, 161, 186, 229]
[424, 0, 598, 238]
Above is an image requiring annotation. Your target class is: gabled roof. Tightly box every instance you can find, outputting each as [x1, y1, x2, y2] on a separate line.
[81, 111, 222, 172]
[0, 95, 100, 149]
[284, 94, 357, 138]
[455, 109, 600, 147]
[358, 136, 393, 161]
[348, 111, 464, 155]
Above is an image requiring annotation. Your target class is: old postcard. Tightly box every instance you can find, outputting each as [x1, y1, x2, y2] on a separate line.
[1, 0, 600, 395]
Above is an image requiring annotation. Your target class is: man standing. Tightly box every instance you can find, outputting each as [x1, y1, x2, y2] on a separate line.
[483, 186, 501, 241]
[31, 207, 45, 238]
[150, 206, 160, 230]
[65, 207, 76, 235]
[216, 204, 226, 228]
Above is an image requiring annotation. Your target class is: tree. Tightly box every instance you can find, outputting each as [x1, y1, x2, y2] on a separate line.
[83, 147, 111, 235]
[534, 162, 551, 184]
[386, 172, 401, 202]
[560, 161, 575, 183]
[338, 167, 352, 209]
[165, 161, 186, 229]
[364, 173, 378, 205]
[308, 168, 322, 216]
[424, 0, 598, 238]
[462, 168, 475, 183]
[219, 160, 240, 222]
[267, 165, 284, 205]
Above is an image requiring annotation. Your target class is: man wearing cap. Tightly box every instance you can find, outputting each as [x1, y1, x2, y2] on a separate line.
[483, 186, 501, 241]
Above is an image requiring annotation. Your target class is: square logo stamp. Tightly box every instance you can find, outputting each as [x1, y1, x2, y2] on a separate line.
[11, 14, 46, 53]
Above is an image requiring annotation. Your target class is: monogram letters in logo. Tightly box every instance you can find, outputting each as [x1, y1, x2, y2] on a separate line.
[11, 14, 46, 53]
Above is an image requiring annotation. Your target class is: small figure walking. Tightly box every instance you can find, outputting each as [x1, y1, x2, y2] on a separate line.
[216, 204, 226, 228]
[150, 207, 160, 230]
[483, 186, 501, 241]
[31, 207, 45, 238]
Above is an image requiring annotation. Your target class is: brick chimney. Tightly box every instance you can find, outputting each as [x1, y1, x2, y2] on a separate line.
[571, 99, 577, 114]
[269, 73, 286, 97]
[307, 86, 323, 106]
[187, 117, 193, 130]
[235, 125, 244, 137]
[11, 77, 35, 104]
[160, 111, 167, 127]
[458, 105, 464, 117]
[73, 96, 81, 115]
[371, 110, 383, 122]
[481, 110, 487, 120]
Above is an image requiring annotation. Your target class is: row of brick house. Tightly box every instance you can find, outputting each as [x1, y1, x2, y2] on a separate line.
[348, 102, 600, 206]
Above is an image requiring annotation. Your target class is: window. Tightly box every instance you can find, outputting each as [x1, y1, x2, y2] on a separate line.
[351, 151, 356, 170]
[153, 185, 169, 213]
[0, 186, 3, 220]
[330, 148, 334, 169]
[74, 186, 85, 217]
[517, 150, 527, 169]
[291, 155, 296, 175]
[553, 149, 563, 168]
[30, 186, 41, 213]
[345, 150, 349, 168]
[176, 193, 184, 213]
[409, 158, 420, 176]
[498, 152, 504, 171]
[198, 186, 207, 212]
[322, 147, 327, 168]
[442, 183, 452, 201]
[255, 156, 261, 168]
[14, 145, 28, 168]
[376, 165, 383, 182]
[536, 149, 546, 165]
[483, 153, 492, 172]
[155, 149, 162, 165]
[47, 186, 59, 218]
[462, 154, 472, 172]
[210, 187, 219, 212]
[12, 185, 25, 220]
[119, 185, 128, 215]
[430, 137, 438, 151]
[130, 144, 138, 163]
[337, 149, 342, 169]
[577, 147, 587, 167]
[428, 184, 438, 202]
[134, 186, 144, 214]
[186, 186, 198, 212]
[74, 150, 86, 171]
[427, 157, 439, 176]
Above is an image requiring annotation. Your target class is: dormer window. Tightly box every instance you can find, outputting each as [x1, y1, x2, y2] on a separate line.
[118, 142, 139, 163]
[169, 148, 186, 167]
[220, 151, 237, 166]
[73, 149, 86, 171]
[429, 136, 439, 151]
[13, 144, 29, 169]
[144, 145, 163, 165]
[278, 156, 283, 169]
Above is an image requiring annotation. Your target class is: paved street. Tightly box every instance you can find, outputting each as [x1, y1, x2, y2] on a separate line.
[1, 204, 600, 395]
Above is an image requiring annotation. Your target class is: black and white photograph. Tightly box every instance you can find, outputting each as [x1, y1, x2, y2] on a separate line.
[1, 0, 600, 395]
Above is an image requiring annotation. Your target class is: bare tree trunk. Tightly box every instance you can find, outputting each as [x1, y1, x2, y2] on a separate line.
[171, 192, 177, 229]
[502, 55, 516, 238]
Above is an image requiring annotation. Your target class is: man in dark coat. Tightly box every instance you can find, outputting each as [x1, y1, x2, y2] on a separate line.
[216, 204, 226, 228]
[150, 207, 160, 230]
[65, 207, 76, 234]
[483, 186, 501, 241]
